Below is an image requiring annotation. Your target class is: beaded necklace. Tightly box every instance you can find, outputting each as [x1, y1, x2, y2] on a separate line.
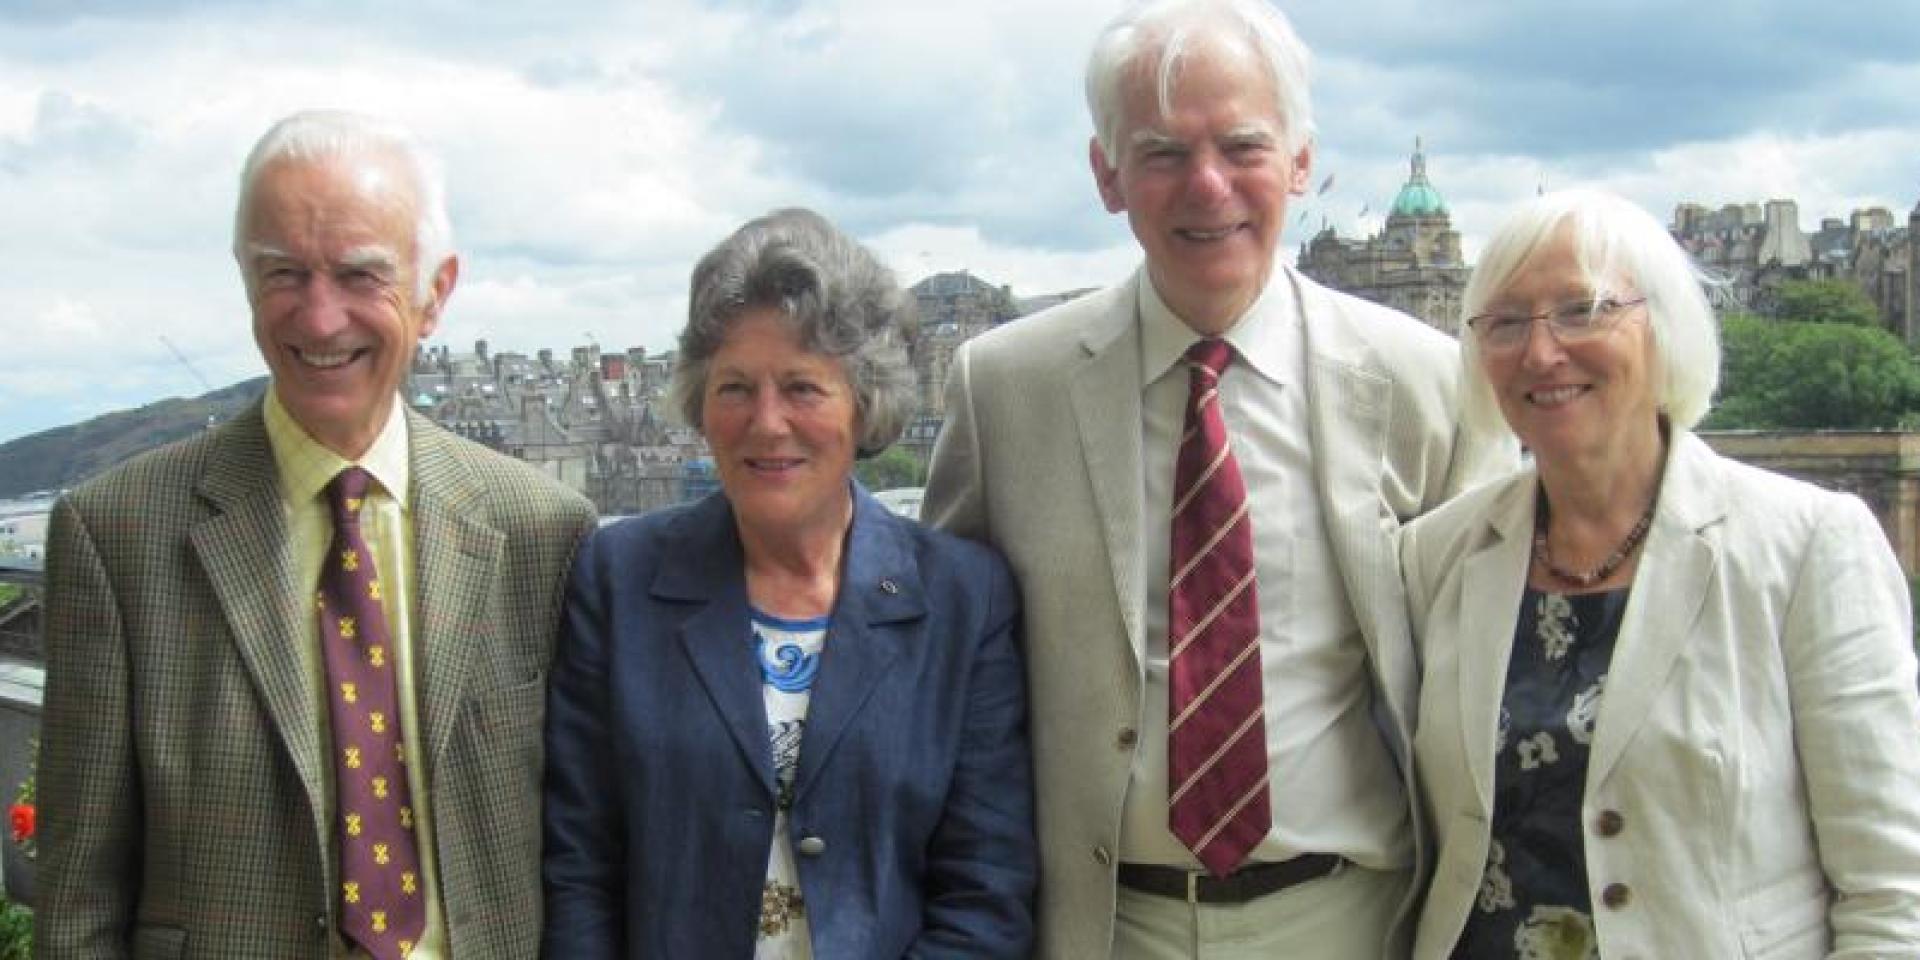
[1531, 487, 1658, 589]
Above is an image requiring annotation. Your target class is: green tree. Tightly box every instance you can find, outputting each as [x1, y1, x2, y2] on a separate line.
[0, 900, 29, 960]
[854, 446, 925, 491]
[1772, 278, 1881, 328]
[1707, 314, 1920, 429]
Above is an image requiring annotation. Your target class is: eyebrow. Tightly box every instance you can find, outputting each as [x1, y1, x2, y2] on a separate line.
[1220, 126, 1277, 146]
[244, 243, 291, 266]
[1129, 129, 1183, 151]
[338, 247, 401, 273]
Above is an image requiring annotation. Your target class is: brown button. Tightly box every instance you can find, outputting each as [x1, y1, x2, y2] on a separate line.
[1602, 882, 1632, 909]
[1093, 845, 1113, 866]
[1595, 809, 1625, 837]
[1117, 727, 1139, 748]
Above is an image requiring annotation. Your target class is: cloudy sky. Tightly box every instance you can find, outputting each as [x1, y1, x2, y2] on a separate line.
[3, 0, 1918, 444]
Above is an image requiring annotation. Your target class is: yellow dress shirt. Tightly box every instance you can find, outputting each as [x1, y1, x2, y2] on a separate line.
[264, 391, 447, 960]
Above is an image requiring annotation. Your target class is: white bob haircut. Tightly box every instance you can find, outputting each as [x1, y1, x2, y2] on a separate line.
[1084, 0, 1316, 161]
[231, 109, 454, 307]
[1458, 187, 1722, 435]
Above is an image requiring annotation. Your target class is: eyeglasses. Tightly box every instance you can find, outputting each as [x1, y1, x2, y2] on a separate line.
[1465, 296, 1647, 351]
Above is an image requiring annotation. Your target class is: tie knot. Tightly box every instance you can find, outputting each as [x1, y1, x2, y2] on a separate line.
[327, 467, 374, 525]
[1186, 338, 1234, 379]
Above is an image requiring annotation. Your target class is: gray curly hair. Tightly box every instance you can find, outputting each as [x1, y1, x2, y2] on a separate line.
[671, 208, 920, 457]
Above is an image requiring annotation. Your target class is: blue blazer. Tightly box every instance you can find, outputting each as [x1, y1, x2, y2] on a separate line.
[542, 485, 1037, 958]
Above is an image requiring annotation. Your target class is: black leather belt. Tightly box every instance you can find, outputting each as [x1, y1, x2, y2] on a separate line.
[1116, 854, 1343, 904]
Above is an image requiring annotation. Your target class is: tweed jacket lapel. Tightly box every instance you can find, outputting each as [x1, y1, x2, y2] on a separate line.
[406, 412, 510, 778]
[790, 488, 921, 806]
[1585, 431, 1722, 787]
[189, 403, 329, 838]
[1068, 272, 1148, 666]
[656, 494, 779, 798]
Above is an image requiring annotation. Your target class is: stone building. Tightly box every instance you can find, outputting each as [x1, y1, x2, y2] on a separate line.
[1671, 196, 1917, 344]
[909, 271, 1021, 411]
[408, 339, 705, 516]
[1297, 140, 1470, 332]
[901, 272, 1024, 462]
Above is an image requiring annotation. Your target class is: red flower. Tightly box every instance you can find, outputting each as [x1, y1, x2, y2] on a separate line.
[8, 802, 33, 843]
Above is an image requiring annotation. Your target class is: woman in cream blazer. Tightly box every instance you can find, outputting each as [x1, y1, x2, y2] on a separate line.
[1401, 189, 1920, 958]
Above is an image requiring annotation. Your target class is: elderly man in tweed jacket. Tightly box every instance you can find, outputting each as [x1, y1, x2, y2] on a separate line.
[34, 111, 594, 959]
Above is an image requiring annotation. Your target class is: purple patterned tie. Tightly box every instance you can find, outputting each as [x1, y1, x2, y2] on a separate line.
[319, 467, 425, 959]
[1167, 339, 1270, 877]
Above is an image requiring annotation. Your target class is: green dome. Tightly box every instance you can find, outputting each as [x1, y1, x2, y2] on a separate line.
[1389, 138, 1448, 218]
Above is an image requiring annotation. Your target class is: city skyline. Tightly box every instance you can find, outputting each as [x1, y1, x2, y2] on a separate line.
[3, 0, 1919, 444]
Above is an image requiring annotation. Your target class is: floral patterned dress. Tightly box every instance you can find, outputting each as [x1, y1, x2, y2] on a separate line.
[752, 609, 829, 960]
[1454, 588, 1629, 960]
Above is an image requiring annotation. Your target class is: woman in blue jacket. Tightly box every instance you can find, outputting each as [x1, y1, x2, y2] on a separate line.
[541, 208, 1036, 959]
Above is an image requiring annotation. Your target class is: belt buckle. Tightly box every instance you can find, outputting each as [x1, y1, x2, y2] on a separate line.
[1186, 870, 1200, 904]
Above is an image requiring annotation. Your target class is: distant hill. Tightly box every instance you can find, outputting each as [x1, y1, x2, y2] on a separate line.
[0, 378, 269, 498]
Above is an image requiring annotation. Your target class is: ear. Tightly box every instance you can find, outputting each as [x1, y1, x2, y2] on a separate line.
[1089, 137, 1126, 213]
[419, 255, 459, 339]
[1287, 141, 1314, 196]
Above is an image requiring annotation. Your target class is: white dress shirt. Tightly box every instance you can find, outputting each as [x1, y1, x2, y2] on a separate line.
[1118, 276, 1413, 872]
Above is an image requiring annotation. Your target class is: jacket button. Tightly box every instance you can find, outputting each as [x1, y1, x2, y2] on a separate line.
[797, 835, 827, 856]
[314, 913, 330, 938]
[1595, 809, 1625, 837]
[1117, 727, 1138, 748]
[1601, 882, 1632, 909]
[1093, 845, 1112, 866]
[879, 578, 899, 594]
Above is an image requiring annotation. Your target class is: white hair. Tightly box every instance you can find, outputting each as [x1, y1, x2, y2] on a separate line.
[1084, 0, 1315, 160]
[1458, 187, 1722, 434]
[231, 109, 453, 306]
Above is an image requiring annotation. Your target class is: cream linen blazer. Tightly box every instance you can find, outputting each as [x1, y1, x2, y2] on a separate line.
[1402, 430, 1920, 958]
[928, 264, 1514, 958]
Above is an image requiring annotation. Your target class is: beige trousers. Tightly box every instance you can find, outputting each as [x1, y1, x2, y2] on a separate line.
[1112, 862, 1411, 959]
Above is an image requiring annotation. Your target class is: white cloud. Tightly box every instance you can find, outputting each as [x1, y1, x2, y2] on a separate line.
[1, 0, 1917, 447]
[867, 222, 1138, 301]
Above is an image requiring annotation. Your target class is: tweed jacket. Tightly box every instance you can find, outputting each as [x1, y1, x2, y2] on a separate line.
[35, 402, 596, 959]
[923, 264, 1515, 958]
[1402, 431, 1920, 958]
[541, 485, 1037, 958]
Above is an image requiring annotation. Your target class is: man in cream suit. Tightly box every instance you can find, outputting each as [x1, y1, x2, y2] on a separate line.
[923, 1, 1511, 956]
[35, 111, 594, 959]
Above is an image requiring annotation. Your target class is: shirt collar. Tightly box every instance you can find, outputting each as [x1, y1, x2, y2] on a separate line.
[263, 389, 412, 510]
[1137, 267, 1299, 389]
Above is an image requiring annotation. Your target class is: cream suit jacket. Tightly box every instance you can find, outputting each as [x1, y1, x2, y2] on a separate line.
[925, 265, 1514, 958]
[1402, 431, 1920, 958]
[36, 404, 596, 959]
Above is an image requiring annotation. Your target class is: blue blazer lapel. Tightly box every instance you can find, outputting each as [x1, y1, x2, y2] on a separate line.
[790, 488, 923, 807]
[655, 495, 779, 798]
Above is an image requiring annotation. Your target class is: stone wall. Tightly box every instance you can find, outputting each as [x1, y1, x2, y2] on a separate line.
[1701, 430, 1920, 577]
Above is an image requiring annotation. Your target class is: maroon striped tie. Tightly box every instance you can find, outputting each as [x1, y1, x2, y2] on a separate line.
[1167, 338, 1270, 878]
[320, 467, 425, 959]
